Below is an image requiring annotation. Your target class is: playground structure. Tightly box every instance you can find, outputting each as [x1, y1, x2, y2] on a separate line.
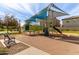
[25, 3, 68, 36]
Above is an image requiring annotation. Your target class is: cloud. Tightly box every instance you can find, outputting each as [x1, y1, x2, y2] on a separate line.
[69, 4, 79, 15]
[0, 11, 5, 16]
[55, 3, 70, 9]
[57, 4, 79, 20]
[18, 3, 34, 15]
[2, 3, 34, 15]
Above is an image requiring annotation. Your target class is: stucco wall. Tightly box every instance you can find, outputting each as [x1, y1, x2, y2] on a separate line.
[63, 19, 79, 27]
[62, 18, 79, 30]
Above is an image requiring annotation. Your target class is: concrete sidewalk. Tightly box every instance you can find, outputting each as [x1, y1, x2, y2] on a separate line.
[15, 47, 49, 55]
[15, 40, 49, 55]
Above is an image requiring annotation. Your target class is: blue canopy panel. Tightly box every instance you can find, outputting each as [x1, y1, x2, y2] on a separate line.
[36, 8, 48, 19]
[28, 9, 48, 22]
[28, 16, 37, 22]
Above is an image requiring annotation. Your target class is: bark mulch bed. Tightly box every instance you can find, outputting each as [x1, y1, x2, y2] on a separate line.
[7, 43, 30, 55]
[0, 42, 30, 55]
[48, 34, 79, 44]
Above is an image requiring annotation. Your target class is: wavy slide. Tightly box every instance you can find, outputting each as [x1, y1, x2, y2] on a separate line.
[53, 26, 62, 34]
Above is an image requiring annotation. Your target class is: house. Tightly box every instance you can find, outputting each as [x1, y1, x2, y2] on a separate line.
[62, 16, 79, 30]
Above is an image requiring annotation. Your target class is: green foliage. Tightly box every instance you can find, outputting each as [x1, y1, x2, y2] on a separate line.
[29, 25, 43, 31]
[24, 20, 31, 31]
[0, 14, 20, 33]
[4, 15, 19, 29]
[25, 24, 30, 31]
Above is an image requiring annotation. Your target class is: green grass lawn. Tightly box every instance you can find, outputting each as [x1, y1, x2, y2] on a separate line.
[62, 30, 79, 34]
[0, 31, 19, 34]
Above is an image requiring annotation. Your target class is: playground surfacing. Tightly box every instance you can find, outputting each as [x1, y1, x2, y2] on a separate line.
[13, 34, 79, 55]
[0, 39, 30, 55]
[8, 43, 29, 55]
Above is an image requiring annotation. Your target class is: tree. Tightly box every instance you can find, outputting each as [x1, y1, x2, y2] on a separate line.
[3, 14, 19, 33]
[0, 19, 3, 29]
[24, 20, 31, 31]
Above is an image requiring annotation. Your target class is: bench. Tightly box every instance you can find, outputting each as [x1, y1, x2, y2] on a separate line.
[4, 34, 16, 48]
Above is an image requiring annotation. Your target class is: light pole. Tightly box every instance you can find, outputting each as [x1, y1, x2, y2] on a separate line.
[6, 22, 8, 34]
[18, 20, 21, 34]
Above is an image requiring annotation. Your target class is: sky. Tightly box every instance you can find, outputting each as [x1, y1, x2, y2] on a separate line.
[0, 3, 79, 25]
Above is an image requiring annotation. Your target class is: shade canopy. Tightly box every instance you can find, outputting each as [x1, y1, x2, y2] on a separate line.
[28, 16, 37, 22]
[36, 8, 48, 19]
[28, 3, 68, 22]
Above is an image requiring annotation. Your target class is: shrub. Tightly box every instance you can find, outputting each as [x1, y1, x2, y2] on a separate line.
[29, 25, 43, 31]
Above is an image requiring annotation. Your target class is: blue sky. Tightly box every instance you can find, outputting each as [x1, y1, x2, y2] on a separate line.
[0, 3, 79, 25]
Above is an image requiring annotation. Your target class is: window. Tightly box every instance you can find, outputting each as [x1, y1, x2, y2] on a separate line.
[66, 20, 70, 23]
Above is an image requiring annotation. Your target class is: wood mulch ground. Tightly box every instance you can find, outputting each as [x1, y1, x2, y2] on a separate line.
[0, 41, 30, 55]
[52, 34, 79, 44]
[8, 43, 30, 55]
